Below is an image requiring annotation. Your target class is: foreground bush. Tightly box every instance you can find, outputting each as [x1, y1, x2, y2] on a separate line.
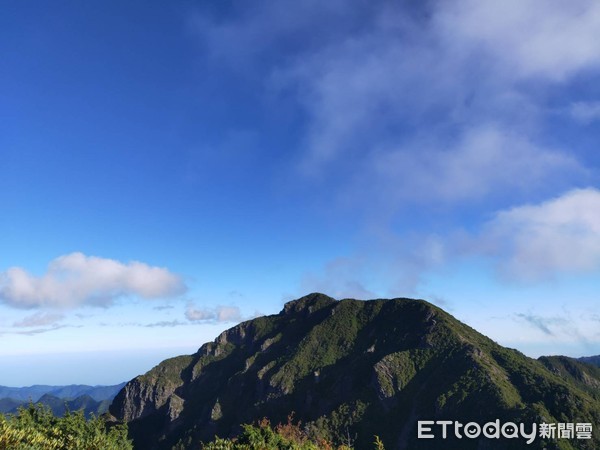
[201, 416, 385, 450]
[0, 403, 132, 450]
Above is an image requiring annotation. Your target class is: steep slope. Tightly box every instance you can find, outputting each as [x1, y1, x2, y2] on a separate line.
[109, 294, 600, 450]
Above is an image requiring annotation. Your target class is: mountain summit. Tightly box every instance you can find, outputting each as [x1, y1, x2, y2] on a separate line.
[109, 294, 600, 449]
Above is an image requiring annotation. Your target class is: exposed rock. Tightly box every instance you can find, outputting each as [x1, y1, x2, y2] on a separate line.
[166, 394, 184, 422]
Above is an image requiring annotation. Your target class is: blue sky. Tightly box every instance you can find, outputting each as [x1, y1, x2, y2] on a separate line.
[1, 0, 600, 386]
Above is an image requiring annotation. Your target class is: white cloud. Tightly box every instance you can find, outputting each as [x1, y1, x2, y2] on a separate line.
[480, 188, 600, 280]
[185, 304, 242, 323]
[438, 0, 600, 81]
[0, 253, 186, 309]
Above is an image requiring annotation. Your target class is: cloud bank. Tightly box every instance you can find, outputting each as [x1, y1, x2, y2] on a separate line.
[0, 253, 186, 309]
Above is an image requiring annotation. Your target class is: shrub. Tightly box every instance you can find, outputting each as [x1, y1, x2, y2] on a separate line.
[0, 403, 132, 450]
[201, 415, 383, 450]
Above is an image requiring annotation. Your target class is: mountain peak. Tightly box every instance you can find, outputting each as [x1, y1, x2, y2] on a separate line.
[282, 292, 336, 315]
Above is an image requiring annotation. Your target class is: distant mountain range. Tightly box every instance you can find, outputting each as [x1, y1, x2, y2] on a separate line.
[579, 355, 600, 368]
[0, 383, 125, 417]
[108, 293, 600, 449]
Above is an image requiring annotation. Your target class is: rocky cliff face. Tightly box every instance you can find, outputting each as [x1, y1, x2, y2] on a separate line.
[109, 293, 600, 450]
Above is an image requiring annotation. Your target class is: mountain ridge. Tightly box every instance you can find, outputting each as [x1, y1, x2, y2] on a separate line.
[109, 293, 600, 449]
[0, 383, 126, 403]
[0, 383, 126, 417]
[579, 355, 600, 368]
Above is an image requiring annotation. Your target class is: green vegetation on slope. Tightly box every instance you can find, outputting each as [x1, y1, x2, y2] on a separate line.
[539, 356, 600, 400]
[0, 403, 132, 450]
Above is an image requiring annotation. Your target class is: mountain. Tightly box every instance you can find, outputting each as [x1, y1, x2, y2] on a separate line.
[35, 393, 109, 417]
[0, 397, 22, 413]
[0, 383, 125, 416]
[539, 356, 600, 399]
[109, 294, 600, 450]
[0, 383, 126, 403]
[579, 355, 600, 368]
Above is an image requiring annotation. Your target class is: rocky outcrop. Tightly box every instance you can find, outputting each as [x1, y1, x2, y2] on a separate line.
[110, 355, 192, 422]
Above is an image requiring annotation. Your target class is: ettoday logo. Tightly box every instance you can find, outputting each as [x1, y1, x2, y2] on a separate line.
[417, 420, 593, 444]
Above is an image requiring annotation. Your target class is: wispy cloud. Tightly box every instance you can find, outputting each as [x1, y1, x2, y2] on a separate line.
[189, 0, 368, 72]
[190, 1, 598, 271]
[364, 126, 581, 206]
[153, 305, 175, 311]
[13, 312, 64, 328]
[143, 320, 188, 328]
[428, 295, 452, 310]
[300, 257, 376, 300]
[515, 313, 569, 336]
[185, 304, 243, 323]
[188, 2, 600, 302]
[569, 101, 600, 124]
[438, 0, 600, 82]
[0, 253, 186, 309]
[513, 310, 596, 345]
[264, 1, 589, 209]
[99, 320, 189, 328]
[6, 324, 81, 336]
